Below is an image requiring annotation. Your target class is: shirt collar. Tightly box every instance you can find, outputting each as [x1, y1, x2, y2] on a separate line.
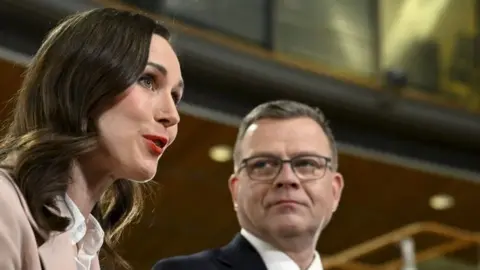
[241, 228, 323, 270]
[57, 195, 105, 255]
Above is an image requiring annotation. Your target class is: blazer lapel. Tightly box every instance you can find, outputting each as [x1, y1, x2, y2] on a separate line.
[38, 232, 76, 270]
[217, 234, 267, 270]
[5, 172, 77, 270]
[4, 171, 48, 240]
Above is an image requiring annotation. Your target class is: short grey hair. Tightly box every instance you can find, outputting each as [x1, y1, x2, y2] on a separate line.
[233, 100, 338, 171]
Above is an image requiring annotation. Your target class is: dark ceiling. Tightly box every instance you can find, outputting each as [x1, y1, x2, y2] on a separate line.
[2, 0, 480, 168]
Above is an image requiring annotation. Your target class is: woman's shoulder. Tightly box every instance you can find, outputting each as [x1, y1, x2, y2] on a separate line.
[0, 168, 21, 199]
[0, 169, 32, 225]
[0, 169, 42, 270]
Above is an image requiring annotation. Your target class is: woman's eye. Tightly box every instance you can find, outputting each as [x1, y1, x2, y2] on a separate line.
[138, 75, 155, 90]
[172, 92, 182, 105]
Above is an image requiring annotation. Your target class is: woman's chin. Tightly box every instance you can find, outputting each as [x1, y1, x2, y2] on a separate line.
[129, 173, 156, 183]
[125, 164, 157, 183]
[130, 178, 154, 184]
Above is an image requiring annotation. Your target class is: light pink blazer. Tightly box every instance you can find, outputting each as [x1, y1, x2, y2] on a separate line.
[0, 169, 101, 270]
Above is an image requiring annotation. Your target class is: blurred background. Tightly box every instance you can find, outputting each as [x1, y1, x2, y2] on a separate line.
[1, 0, 480, 269]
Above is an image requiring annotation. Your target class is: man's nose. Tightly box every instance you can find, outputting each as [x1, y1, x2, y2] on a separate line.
[273, 163, 301, 189]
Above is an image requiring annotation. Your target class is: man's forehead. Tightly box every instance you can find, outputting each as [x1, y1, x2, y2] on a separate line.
[245, 122, 259, 135]
[244, 117, 323, 136]
[241, 118, 330, 155]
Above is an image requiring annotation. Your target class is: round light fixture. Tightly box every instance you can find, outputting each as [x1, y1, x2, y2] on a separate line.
[429, 194, 454, 210]
[209, 144, 232, 163]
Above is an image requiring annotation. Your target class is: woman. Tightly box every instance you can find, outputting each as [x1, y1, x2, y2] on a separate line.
[0, 7, 183, 270]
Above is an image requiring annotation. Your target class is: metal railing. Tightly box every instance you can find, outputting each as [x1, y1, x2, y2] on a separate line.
[322, 222, 480, 270]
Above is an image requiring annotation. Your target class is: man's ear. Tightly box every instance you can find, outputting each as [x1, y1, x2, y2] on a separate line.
[331, 172, 344, 212]
[229, 174, 239, 211]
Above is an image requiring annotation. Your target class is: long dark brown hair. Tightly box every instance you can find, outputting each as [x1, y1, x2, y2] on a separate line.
[0, 7, 170, 269]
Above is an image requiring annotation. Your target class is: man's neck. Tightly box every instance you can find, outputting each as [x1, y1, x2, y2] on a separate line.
[285, 250, 315, 270]
[270, 236, 316, 270]
[242, 228, 318, 270]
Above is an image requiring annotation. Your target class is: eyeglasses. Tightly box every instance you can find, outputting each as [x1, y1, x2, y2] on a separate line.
[237, 154, 333, 182]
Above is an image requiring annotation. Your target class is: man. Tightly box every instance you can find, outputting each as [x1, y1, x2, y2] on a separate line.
[153, 100, 344, 270]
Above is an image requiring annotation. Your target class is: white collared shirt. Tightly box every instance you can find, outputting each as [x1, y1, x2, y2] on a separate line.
[58, 195, 104, 270]
[241, 229, 323, 270]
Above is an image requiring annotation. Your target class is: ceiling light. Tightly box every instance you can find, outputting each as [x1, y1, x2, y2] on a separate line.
[209, 144, 232, 163]
[429, 194, 454, 211]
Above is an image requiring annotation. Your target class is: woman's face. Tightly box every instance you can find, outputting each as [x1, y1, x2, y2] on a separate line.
[95, 34, 183, 182]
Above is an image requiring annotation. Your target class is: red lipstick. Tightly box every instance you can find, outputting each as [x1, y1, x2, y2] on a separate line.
[142, 135, 168, 155]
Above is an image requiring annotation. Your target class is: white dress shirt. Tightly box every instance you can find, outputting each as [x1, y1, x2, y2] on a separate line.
[241, 229, 323, 270]
[58, 196, 104, 270]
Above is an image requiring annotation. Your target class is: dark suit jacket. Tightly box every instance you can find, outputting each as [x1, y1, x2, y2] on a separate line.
[152, 234, 267, 270]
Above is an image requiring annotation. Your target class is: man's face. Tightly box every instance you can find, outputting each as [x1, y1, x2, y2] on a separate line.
[229, 117, 343, 238]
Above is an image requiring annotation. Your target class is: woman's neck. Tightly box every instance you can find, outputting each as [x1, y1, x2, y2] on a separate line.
[67, 157, 114, 219]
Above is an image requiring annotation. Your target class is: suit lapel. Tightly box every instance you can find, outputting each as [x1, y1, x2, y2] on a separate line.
[217, 234, 267, 270]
